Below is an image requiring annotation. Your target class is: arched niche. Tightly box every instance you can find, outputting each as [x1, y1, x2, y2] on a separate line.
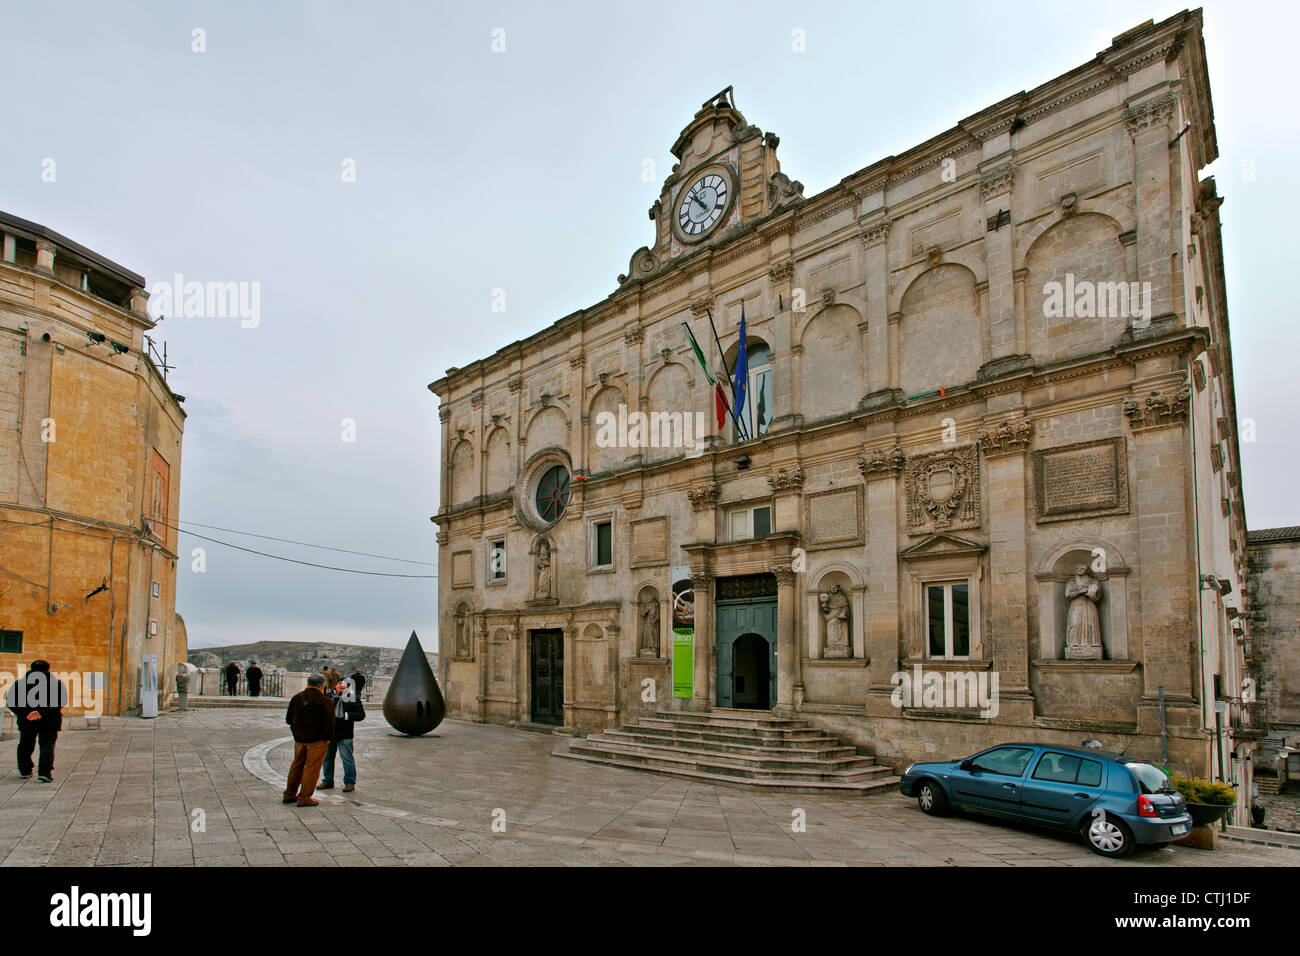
[899, 263, 980, 396]
[1034, 541, 1130, 661]
[453, 601, 474, 660]
[484, 426, 512, 498]
[1024, 213, 1129, 366]
[798, 303, 864, 423]
[587, 385, 627, 475]
[805, 564, 865, 659]
[523, 405, 569, 459]
[635, 584, 663, 658]
[450, 439, 476, 504]
[643, 362, 695, 463]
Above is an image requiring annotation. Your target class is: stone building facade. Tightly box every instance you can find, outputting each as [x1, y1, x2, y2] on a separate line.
[431, 11, 1254, 789]
[1247, 528, 1300, 781]
[0, 211, 187, 715]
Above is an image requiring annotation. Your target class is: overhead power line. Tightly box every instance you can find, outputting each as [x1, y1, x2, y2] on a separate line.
[173, 526, 438, 579]
[170, 518, 438, 567]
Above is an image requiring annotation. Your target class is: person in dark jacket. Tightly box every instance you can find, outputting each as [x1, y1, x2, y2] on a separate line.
[282, 673, 335, 807]
[319, 677, 363, 793]
[225, 661, 240, 696]
[246, 661, 263, 697]
[5, 660, 69, 782]
[350, 668, 366, 695]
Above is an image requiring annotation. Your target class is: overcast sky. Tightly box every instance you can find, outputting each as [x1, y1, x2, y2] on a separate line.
[2, 1, 1295, 651]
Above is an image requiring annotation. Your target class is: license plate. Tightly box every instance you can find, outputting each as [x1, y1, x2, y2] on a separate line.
[1171, 824, 1187, 836]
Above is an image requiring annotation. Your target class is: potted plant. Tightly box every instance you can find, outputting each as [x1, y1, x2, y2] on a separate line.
[1170, 774, 1237, 827]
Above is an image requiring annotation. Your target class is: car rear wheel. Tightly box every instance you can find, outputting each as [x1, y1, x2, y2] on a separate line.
[1083, 813, 1134, 857]
[917, 779, 949, 816]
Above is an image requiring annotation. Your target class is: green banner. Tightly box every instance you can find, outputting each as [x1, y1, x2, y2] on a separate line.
[672, 627, 693, 699]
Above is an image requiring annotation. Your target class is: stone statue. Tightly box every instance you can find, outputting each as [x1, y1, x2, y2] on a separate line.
[639, 592, 660, 657]
[1064, 565, 1103, 660]
[535, 541, 552, 600]
[455, 606, 470, 658]
[175, 665, 189, 711]
[820, 583, 851, 659]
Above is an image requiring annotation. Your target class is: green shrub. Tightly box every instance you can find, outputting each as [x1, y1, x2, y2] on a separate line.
[1170, 774, 1237, 806]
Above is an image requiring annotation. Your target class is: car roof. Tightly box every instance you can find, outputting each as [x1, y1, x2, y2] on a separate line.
[998, 742, 1131, 762]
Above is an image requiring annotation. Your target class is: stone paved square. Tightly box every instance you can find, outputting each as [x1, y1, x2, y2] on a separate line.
[2, 709, 1297, 868]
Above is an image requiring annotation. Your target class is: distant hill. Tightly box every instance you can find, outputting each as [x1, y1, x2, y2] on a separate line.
[188, 640, 437, 679]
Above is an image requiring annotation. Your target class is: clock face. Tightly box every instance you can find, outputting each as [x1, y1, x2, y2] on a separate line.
[677, 171, 730, 239]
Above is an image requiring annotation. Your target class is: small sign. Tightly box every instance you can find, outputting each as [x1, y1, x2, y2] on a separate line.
[1213, 700, 1229, 716]
[672, 628, 693, 699]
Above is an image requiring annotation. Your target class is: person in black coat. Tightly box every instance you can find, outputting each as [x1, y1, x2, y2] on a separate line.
[5, 660, 69, 782]
[246, 661, 264, 697]
[224, 661, 240, 696]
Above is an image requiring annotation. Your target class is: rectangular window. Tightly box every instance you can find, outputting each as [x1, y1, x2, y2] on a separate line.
[728, 505, 772, 541]
[926, 581, 971, 659]
[152, 580, 160, 598]
[0, 630, 22, 654]
[489, 540, 506, 580]
[594, 521, 612, 567]
[749, 367, 773, 437]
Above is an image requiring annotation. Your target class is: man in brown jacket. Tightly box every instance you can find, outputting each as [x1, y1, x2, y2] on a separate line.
[283, 673, 335, 807]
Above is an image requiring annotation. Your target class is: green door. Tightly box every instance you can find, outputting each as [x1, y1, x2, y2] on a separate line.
[716, 600, 777, 709]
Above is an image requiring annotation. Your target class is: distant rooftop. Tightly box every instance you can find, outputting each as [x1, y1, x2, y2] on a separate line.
[0, 209, 145, 288]
[1247, 527, 1300, 544]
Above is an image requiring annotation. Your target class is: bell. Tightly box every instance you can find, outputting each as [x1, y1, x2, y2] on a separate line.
[383, 631, 446, 735]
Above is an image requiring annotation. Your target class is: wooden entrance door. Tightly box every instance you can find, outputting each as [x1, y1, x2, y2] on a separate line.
[715, 600, 777, 709]
[530, 630, 564, 725]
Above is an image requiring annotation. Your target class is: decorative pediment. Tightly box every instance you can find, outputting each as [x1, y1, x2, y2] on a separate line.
[1122, 387, 1190, 431]
[900, 532, 988, 561]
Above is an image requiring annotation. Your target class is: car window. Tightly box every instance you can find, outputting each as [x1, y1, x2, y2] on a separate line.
[969, 747, 1035, 776]
[1077, 759, 1103, 787]
[1032, 752, 1080, 783]
[1124, 760, 1172, 795]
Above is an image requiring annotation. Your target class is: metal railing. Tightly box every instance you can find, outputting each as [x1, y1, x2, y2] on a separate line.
[213, 670, 285, 698]
[1228, 697, 1268, 739]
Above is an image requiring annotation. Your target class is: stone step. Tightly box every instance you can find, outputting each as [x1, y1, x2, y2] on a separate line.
[631, 720, 839, 748]
[637, 716, 828, 741]
[567, 739, 888, 784]
[580, 734, 887, 775]
[557, 741, 900, 794]
[600, 727, 859, 759]
[187, 696, 288, 709]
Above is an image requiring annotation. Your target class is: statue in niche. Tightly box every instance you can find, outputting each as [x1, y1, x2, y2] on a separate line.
[535, 540, 552, 600]
[1063, 565, 1104, 660]
[819, 583, 851, 659]
[638, 591, 660, 657]
[454, 606, 471, 658]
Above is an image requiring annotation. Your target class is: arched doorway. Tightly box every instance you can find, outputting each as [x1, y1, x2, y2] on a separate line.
[731, 633, 771, 709]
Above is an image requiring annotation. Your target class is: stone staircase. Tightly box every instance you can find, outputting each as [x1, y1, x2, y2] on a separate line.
[556, 709, 900, 794]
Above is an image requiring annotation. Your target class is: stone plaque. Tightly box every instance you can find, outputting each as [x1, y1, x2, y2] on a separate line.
[630, 516, 669, 566]
[451, 550, 473, 587]
[805, 488, 862, 546]
[1033, 437, 1129, 523]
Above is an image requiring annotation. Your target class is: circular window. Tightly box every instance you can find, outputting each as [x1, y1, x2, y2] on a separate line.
[534, 465, 571, 523]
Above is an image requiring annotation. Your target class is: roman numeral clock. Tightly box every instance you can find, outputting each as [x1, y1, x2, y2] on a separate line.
[673, 166, 735, 242]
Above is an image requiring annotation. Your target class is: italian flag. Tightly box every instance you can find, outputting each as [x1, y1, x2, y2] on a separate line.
[683, 322, 732, 430]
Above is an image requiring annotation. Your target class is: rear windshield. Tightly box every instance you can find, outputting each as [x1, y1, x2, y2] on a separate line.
[1125, 761, 1173, 795]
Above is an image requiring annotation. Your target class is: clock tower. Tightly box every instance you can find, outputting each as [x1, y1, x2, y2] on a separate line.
[617, 87, 803, 286]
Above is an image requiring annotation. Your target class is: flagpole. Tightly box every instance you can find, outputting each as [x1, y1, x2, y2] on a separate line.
[704, 308, 749, 440]
[682, 321, 747, 441]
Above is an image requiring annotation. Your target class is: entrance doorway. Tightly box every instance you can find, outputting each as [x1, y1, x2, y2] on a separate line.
[716, 596, 777, 709]
[732, 634, 771, 709]
[530, 629, 564, 725]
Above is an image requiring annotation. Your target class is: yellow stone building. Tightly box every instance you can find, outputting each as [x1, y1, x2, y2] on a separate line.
[0, 211, 186, 716]
[431, 12, 1256, 795]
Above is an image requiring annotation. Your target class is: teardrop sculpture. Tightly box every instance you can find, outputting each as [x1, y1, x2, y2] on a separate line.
[383, 631, 446, 735]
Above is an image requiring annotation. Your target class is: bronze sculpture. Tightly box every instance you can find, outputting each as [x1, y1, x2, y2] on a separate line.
[383, 631, 446, 735]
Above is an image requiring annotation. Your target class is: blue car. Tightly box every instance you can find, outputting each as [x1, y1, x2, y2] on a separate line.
[899, 743, 1192, 857]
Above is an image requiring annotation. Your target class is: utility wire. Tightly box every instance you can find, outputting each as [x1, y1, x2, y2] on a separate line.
[164, 518, 438, 567]
[172, 526, 438, 579]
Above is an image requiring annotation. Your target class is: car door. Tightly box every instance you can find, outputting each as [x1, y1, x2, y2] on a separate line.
[948, 746, 1036, 814]
[1019, 752, 1106, 826]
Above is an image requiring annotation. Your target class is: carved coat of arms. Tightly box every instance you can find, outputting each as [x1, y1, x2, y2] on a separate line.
[904, 444, 980, 534]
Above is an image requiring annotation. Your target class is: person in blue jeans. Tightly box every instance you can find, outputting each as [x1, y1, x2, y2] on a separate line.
[319, 677, 363, 792]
